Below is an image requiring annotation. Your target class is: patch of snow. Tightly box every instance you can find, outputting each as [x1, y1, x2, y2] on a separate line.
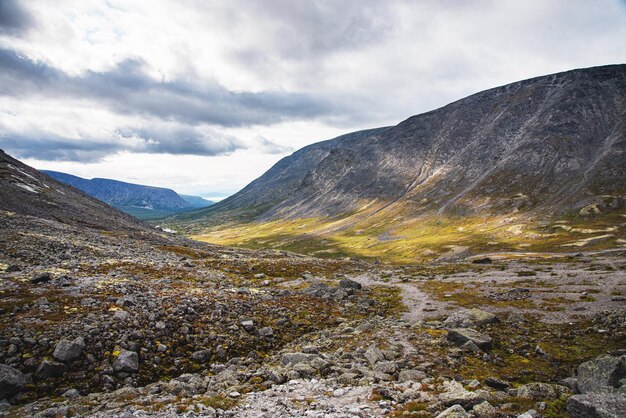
[16, 183, 39, 193]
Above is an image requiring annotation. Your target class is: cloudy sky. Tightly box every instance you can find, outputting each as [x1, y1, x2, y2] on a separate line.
[0, 0, 625, 200]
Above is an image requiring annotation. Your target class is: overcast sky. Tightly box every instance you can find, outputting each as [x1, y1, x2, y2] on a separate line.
[0, 0, 625, 200]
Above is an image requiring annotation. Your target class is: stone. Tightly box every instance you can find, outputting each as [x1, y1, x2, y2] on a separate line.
[438, 380, 484, 409]
[62, 389, 80, 399]
[113, 310, 130, 321]
[444, 309, 498, 329]
[241, 320, 255, 333]
[485, 377, 510, 391]
[472, 258, 493, 264]
[191, 350, 211, 363]
[373, 361, 398, 374]
[258, 326, 274, 337]
[365, 345, 385, 366]
[472, 401, 498, 418]
[339, 278, 361, 290]
[566, 393, 626, 418]
[398, 369, 427, 382]
[517, 382, 568, 400]
[35, 359, 66, 379]
[576, 355, 625, 394]
[447, 329, 492, 351]
[53, 337, 85, 362]
[112, 348, 139, 373]
[435, 404, 469, 418]
[281, 353, 316, 366]
[0, 364, 26, 400]
[31, 272, 51, 284]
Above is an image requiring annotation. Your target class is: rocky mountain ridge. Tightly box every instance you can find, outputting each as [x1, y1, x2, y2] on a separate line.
[42, 170, 213, 220]
[173, 64, 626, 227]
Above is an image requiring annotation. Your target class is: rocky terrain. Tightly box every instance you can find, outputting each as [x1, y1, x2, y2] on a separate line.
[43, 170, 212, 220]
[0, 150, 625, 417]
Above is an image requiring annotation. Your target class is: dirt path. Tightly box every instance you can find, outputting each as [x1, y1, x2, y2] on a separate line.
[350, 273, 447, 323]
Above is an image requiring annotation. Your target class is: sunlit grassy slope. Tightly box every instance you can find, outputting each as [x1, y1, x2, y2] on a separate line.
[189, 203, 626, 264]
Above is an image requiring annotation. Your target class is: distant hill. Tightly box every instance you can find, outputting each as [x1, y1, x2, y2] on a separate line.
[42, 171, 213, 220]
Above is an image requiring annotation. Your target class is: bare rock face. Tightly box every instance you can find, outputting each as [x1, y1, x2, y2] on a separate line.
[174, 64, 626, 227]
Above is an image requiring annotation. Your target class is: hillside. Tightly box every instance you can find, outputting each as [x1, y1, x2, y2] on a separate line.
[42, 170, 212, 220]
[168, 65, 626, 262]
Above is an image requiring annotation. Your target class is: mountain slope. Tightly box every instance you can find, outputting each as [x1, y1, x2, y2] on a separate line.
[42, 171, 211, 220]
[169, 64, 626, 262]
[0, 150, 151, 232]
[179, 194, 214, 209]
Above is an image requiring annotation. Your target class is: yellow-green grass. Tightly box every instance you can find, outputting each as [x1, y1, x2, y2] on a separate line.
[190, 207, 625, 264]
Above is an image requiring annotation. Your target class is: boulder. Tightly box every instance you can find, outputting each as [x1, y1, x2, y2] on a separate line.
[0, 365, 26, 400]
[339, 278, 361, 290]
[484, 377, 510, 391]
[472, 401, 498, 418]
[52, 337, 85, 362]
[447, 329, 492, 351]
[567, 393, 626, 418]
[31, 272, 51, 284]
[576, 355, 625, 394]
[517, 382, 568, 400]
[240, 320, 255, 333]
[280, 352, 316, 366]
[35, 359, 66, 379]
[438, 381, 484, 409]
[258, 327, 274, 337]
[444, 309, 498, 329]
[364, 345, 386, 365]
[191, 350, 211, 363]
[398, 369, 427, 382]
[435, 404, 469, 418]
[112, 348, 139, 373]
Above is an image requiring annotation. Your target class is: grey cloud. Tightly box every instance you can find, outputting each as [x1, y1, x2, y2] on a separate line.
[0, 0, 33, 36]
[0, 48, 344, 127]
[256, 136, 293, 154]
[0, 123, 247, 162]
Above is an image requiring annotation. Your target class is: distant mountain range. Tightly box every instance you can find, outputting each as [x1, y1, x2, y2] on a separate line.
[42, 171, 213, 220]
[166, 64, 626, 262]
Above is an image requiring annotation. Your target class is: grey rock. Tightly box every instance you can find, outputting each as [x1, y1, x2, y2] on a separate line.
[517, 382, 568, 400]
[35, 359, 66, 379]
[472, 401, 498, 418]
[52, 337, 85, 362]
[258, 326, 273, 337]
[62, 388, 80, 399]
[339, 278, 361, 290]
[566, 393, 626, 418]
[447, 329, 493, 351]
[280, 352, 316, 366]
[0, 364, 26, 400]
[444, 309, 498, 328]
[398, 369, 427, 382]
[439, 381, 484, 409]
[191, 350, 211, 363]
[373, 361, 398, 374]
[364, 344, 385, 365]
[112, 349, 139, 373]
[485, 376, 510, 391]
[576, 355, 625, 394]
[241, 320, 255, 333]
[435, 404, 469, 418]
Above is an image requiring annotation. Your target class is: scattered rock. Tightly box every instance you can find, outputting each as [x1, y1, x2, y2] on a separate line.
[576, 354, 625, 394]
[31, 272, 51, 284]
[517, 382, 568, 400]
[339, 278, 361, 290]
[438, 380, 485, 409]
[444, 309, 498, 328]
[398, 369, 427, 382]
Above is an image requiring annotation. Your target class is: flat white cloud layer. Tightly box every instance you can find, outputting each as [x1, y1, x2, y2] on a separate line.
[1, 0, 625, 195]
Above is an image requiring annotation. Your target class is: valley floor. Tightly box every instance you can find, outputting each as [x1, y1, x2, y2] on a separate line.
[0, 211, 624, 417]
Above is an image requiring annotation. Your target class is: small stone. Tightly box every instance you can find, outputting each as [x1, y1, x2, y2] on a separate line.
[62, 388, 80, 399]
[191, 350, 211, 363]
[365, 345, 385, 365]
[339, 278, 362, 290]
[156, 344, 167, 353]
[258, 326, 273, 337]
[398, 369, 427, 382]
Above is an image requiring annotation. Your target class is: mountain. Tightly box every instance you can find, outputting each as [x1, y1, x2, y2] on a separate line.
[168, 64, 626, 262]
[0, 150, 151, 232]
[42, 171, 212, 220]
[178, 194, 214, 209]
